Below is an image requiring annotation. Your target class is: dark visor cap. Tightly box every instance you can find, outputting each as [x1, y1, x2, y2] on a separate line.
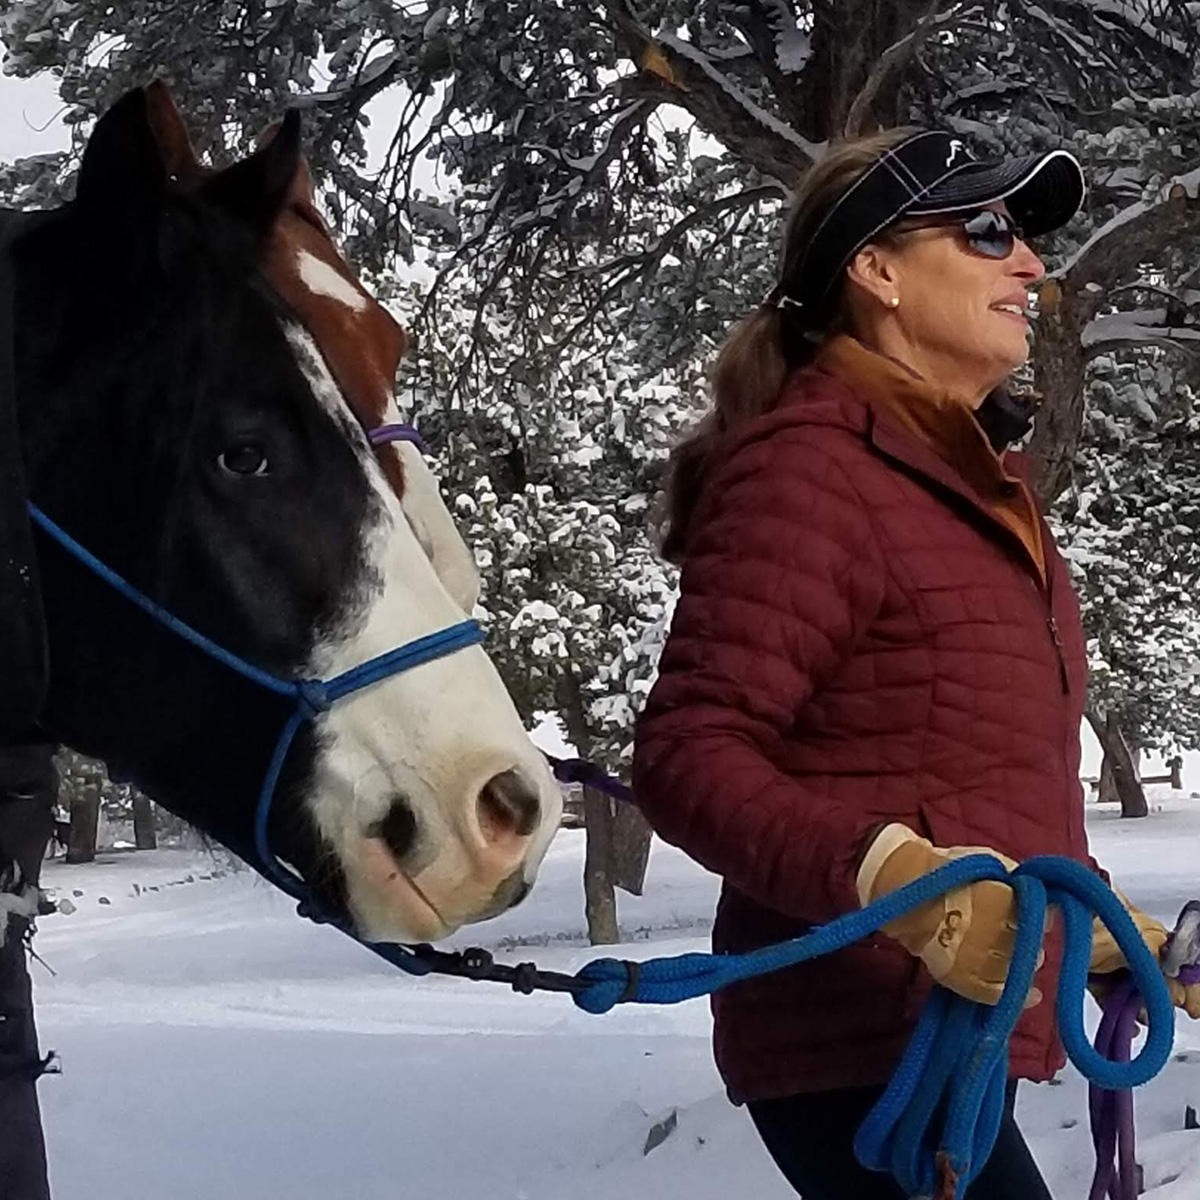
[792, 129, 1086, 310]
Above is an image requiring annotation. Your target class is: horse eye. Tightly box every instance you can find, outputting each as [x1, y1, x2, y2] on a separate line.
[217, 443, 269, 477]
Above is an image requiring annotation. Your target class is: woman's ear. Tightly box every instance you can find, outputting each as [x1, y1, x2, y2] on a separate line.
[846, 243, 900, 309]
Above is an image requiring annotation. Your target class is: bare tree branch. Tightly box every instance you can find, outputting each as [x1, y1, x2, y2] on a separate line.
[598, 0, 818, 183]
[551, 183, 783, 353]
[1028, 164, 1200, 502]
[1082, 311, 1200, 357]
[1054, 164, 1200, 295]
[844, 2, 975, 137]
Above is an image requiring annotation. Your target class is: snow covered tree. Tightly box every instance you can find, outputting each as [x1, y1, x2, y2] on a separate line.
[7, 1, 1198, 485]
[1052, 352, 1200, 813]
[397, 263, 700, 938]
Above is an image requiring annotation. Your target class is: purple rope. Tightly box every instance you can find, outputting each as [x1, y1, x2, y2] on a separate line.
[1089, 957, 1200, 1200]
[369, 423, 424, 450]
[1089, 977, 1139, 1200]
[549, 756, 634, 804]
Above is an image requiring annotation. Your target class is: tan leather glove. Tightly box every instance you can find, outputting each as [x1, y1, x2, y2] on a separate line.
[1089, 892, 1200, 1018]
[1089, 890, 1168, 974]
[857, 823, 1042, 1008]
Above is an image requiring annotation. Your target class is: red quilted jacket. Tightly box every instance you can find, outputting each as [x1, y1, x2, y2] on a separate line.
[633, 357, 1092, 1103]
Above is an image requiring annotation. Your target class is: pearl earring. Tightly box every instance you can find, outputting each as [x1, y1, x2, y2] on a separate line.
[887, 296, 900, 309]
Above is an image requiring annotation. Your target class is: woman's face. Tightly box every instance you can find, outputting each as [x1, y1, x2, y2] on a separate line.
[847, 201, 1046, 405]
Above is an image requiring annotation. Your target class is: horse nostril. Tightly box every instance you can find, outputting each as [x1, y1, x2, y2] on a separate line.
[477, 769, 540, 842]
[369, 796, 419, 864]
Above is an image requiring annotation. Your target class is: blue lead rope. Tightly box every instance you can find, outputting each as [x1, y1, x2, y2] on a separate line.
[571, 852, 1175, 1199]
[27, 500, 1179, 1199]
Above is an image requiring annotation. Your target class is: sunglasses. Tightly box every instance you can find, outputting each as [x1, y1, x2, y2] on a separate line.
[892, 209, 1026, 259]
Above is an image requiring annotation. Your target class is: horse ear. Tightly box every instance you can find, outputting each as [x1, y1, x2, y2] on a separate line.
[76, 88, 168, 213]
[200, 110, 302, 235]
[144, 80, 206, 186]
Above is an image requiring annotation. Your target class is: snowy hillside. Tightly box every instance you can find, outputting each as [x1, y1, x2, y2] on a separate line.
[31, 792, 1200, 1199]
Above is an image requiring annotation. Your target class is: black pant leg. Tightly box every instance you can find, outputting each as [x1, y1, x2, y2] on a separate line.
[0, 743, 57, 1200]
[967, 1082, 1054, 1200]
[749, 1084, 906, 1198]
[747, 1080, 1053, 1199]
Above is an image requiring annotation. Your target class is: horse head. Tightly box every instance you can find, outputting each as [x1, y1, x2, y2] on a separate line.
[10, 85, 562, 943]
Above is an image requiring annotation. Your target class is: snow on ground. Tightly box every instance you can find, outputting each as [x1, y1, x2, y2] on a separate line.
[29, 789, 1200, 1199]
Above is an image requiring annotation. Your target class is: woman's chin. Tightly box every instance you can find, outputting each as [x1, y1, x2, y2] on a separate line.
[994, 336, 1031, 375]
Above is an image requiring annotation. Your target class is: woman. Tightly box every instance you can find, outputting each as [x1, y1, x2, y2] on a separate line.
[632, 128, 1200, 1198]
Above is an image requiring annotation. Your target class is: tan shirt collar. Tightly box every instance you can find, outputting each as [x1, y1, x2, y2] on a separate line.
[814, 333, 1046, 583]
[815, 334, 984, 459]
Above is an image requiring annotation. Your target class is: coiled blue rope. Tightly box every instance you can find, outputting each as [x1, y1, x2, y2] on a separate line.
[571, 853, 1175, 1199]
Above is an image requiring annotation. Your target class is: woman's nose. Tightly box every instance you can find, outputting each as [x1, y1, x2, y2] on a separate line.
[1011, 238, 1045, 282]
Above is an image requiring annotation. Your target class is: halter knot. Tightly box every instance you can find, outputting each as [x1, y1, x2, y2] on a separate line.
[296, 679, 332, 716]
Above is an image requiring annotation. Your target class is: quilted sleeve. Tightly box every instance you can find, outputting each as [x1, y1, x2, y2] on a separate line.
[633, 428, 887, 924]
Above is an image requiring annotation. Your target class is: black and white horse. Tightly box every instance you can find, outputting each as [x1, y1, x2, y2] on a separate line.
[1, 81, 567, 1191]
[0, 86, 569, 1190]
[9, 85, 562, 936]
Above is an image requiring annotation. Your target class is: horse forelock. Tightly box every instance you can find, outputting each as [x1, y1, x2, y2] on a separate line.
[264, 197, 409, 499]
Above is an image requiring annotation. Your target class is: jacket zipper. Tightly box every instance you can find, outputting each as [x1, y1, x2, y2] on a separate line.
[1029, 574, 1069, 695]
[1046, 614, 1069, 694]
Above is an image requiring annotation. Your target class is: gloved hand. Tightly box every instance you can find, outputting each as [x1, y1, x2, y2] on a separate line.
[856, 823, 1043, 1007]
[1089, 892, 1200, 1019]
[1163, 976, 1200, 1018]
[1089, 889, 1168, 974]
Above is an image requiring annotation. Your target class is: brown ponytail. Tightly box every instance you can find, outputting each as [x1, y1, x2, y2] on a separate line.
[659, 127, 919, 563]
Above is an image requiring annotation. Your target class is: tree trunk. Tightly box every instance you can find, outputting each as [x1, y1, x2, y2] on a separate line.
[583, 785, 620, 945]
[66, 783, 100, 863]
[1028, 278, 1091, 507]
[1084, 708, 1109, 801]
[556, 673, 621, 944]
[1098, 739, 1140, 803]
[1104, 712, 1148, 819]
[1098, 751, 1118, 803]
[797, 0, 934, 140]
[132, 793, 156, 850]
[1086, 708, 1148, 815]
[611, 802, 653, 897]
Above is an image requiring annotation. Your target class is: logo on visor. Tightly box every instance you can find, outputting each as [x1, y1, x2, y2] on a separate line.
[945, 139, 973, 168]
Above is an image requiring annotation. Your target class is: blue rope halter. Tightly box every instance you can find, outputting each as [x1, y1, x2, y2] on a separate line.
[26, 420, 484, 939]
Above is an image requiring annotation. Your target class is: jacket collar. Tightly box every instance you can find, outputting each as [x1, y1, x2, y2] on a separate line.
[865, 403, 1002, 523]
[808, 336, 1048, 582]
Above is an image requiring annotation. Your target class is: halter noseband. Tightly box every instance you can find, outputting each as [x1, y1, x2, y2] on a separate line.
[27, 420, 485, 941]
